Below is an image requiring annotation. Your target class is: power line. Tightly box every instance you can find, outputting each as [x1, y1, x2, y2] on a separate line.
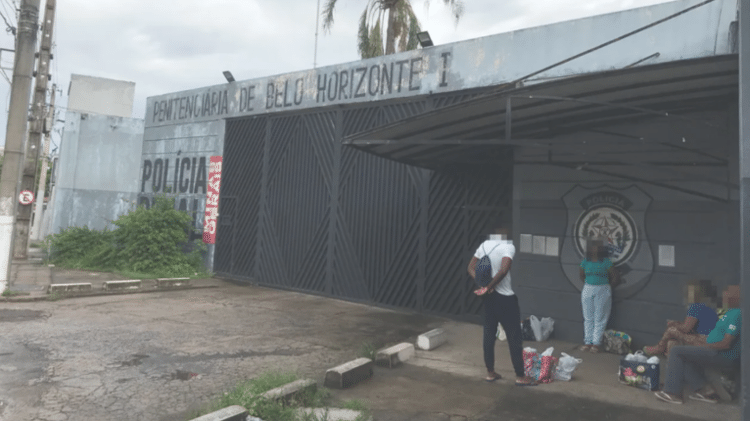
[0, 10, 15, 35]
[0, 1, 13, 27]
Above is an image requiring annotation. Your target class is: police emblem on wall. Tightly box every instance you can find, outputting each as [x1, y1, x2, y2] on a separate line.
[561, 185, 653, 299]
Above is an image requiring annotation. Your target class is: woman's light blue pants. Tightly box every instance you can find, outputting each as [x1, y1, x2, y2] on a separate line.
[581, 283, 612, 345]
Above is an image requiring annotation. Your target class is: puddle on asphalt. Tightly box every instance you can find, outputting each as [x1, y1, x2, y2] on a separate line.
[0, 309, 46, 322]
[170, 370, 198, 381]
[120, 354, 150, 367]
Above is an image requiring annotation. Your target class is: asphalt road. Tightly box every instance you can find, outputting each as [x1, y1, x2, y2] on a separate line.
[0, 282, 722, 421]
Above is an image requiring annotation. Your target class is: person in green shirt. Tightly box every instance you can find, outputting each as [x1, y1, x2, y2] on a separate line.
[578, 239, 621, 354]
[654, 285, 740, 405]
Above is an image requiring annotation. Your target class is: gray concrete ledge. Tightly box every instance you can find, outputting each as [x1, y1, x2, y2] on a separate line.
[324, 358, 373, 389]
[157, 277, 191, 287]
[260, 378, 316, 402]
[48, 283, 92, 293]
[188, 405, 248, 421]
[375, 343, 415, 368]
[103, 280, 142, 290]
[417, 328, 447, 351]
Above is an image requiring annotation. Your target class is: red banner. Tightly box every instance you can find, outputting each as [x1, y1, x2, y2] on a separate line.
[202, 156, 223, 244]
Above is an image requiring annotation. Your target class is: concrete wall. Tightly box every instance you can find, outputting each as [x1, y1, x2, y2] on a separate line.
[68, 74, 136, 119]
[137, 119, 225, 270]
[47, 111, 144, 234]
[512, 108, 739, 346]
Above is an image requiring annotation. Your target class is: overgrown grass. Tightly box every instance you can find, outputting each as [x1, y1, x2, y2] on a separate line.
[45, 196, 210, 279]
[1, 289, 26, 297]
[189, 371, 333, 421]
[47, 291, 62, 301]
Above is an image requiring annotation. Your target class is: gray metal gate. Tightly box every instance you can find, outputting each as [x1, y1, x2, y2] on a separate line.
[215, 97, 513, 321]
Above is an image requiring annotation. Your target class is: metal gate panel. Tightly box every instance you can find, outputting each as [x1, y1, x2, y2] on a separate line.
[425, 172, 468, 315]
[260, 114, 330, 293]
[215, 118, 265, 278]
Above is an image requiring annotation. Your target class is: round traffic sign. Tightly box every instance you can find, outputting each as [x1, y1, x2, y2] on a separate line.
[19, 190, 34, 205]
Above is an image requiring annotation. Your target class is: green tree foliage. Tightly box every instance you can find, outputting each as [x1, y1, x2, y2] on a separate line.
[46, 196, 207, 278]
[323, 0, 464, 59]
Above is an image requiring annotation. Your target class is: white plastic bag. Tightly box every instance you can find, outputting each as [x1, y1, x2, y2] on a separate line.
[541, 347, 554, 357]
[496, 323, 507, 341]
[529, 315, 543, 342]
[540, 317, 555, 341]
[554, 352, 582, 381]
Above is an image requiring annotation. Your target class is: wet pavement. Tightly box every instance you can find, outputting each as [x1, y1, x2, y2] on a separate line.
[0, 283, 442, 421]
[0, 277, 739, 421]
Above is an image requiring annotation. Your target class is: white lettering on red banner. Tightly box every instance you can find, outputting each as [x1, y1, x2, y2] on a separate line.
[203, 156, 223, 244]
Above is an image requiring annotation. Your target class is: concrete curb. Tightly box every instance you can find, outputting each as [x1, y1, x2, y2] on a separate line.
[188, 405, 248, 421]
[375, 343, 415, 368]
[417, 328, 447, 351]
[2, 284, 220, 302]
[324, 358, 373, 389]
[260, 378, 317, 402]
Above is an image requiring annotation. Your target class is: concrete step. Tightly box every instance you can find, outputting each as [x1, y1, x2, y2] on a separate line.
[103, 280, 142, 290]
[48, 283, 92, 293]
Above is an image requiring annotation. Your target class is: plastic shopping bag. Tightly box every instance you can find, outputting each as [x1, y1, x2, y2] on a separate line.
[537, 347, 557, 383]
[529, 315, 543, 342]
[522, 347, 540, 379]
[496, 323, 507, 341]
[539, 317, 555, 341]
[554, 352, 582, 381]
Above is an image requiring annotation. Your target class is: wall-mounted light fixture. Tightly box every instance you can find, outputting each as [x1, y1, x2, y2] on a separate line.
[223, 71, 235, 83]
[416, 31, 433, 48]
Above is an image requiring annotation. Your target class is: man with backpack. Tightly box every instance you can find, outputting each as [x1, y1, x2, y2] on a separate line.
[467, 222, 537, 386]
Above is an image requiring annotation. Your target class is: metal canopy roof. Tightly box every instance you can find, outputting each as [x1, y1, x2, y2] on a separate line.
[343, 55, 738, 176]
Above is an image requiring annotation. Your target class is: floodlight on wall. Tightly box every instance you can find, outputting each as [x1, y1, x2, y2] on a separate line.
[416, 31, 433, 48]
[223, 71, 235, 83]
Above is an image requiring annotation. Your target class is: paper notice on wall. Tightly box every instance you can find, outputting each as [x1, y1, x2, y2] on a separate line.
[203, 156, 223, 244]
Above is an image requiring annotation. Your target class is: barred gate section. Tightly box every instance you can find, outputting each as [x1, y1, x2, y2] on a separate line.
[216, 97, 513, 319]
[215, 118, 264, 280]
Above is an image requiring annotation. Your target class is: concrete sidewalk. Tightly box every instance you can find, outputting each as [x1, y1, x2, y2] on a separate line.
[3, 247, 221, 301]
[403, 321, 739, 421]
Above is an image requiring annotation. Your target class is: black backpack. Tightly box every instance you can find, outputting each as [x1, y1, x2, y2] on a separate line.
[475, 243, 500, 288]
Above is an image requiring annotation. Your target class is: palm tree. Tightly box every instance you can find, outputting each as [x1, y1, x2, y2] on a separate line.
[322, 0, 464, 59]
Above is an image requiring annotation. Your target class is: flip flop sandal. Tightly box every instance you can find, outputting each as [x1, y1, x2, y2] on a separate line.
[579, 345, 591, 351]
[589, 345, 600, 353]
[655, 391, 683, 404]
[688, 392, 719, 404]
[485, 373, 501, 382]
[515, 378, 538, 387]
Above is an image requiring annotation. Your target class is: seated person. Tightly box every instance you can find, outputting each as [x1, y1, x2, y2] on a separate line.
[644, 280, 720, 356]
[654, 285, 740, 405]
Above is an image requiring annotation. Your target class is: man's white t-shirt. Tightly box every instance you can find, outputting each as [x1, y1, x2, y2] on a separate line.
[474, 237, 516, 296]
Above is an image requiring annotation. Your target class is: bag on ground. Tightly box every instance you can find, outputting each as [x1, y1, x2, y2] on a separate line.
[540, 317, 555, 341]
[529, 315, 543, 342]
[537, 347, 557, 383]
[618, 357, 660, 391]
[554, 352, 582, 381]
[521, 318, 535, 341]
[496, 322, 507, 341]
[602, 329, 632, 355]
[522, 347, 540, 379]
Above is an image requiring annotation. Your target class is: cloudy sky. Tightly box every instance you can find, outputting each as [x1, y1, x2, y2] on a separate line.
[0, 0, 674, 149]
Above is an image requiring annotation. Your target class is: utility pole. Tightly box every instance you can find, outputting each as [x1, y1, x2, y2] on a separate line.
[0, 0, 40, 292]
[30, 83, 54, 241]
[14, 0, 54, 259]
